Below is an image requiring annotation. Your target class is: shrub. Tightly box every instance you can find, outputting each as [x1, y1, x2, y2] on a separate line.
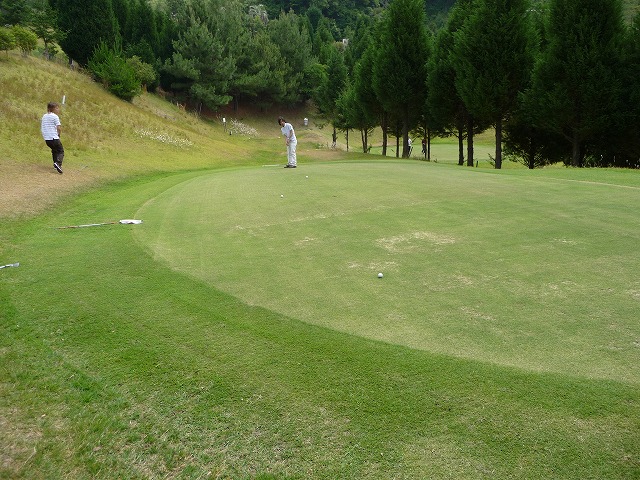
[88, 41, 141, 101]
[126, 55, 157, 90]
[11, 25, 37, 56]
[0, 27, 16, 56]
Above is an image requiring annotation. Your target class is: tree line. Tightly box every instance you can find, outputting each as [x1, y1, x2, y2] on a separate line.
[2, 0, 639, 168]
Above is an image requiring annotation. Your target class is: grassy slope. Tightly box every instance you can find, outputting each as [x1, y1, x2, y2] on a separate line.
[0, 53, 346, 221]
[1, 53, 639, 479]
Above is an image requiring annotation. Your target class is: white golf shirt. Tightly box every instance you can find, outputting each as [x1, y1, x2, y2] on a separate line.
[281, 122, 296, 144]
[41, 112, 61, 140]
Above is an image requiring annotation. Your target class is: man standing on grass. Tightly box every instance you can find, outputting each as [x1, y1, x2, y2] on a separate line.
[41, 102, 64, 174]
[278, 116, 297, 168]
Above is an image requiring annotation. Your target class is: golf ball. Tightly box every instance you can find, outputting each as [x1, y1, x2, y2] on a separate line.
[378, 272, 383, 278]
[280, 194, 284, 198]
[305, 175, 309, 178]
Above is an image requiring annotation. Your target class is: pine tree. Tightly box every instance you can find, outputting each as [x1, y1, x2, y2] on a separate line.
[54, 0, 118, 66]
[372, 0, 429, 158]
[268, 10, 314, 104]
[427, 0, 474, 166]
[163, 16, 235, 110]
[623, 13, 640, 164]
[528, 0, 626, 167]
[452, 0, 534, 169]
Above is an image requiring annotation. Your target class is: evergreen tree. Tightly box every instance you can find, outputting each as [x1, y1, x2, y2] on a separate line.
[426, 0, 474, 166]
[111, 0, 130, 39]
[345, 46, 380, 152]
[452, 0, 534, 169]
[527, 0, 626, 167]
[54, 0, 118, 65]
[372, 0, 430, 158]
[268, 10, 314, 104]
[502, 4, 566, 169]
[312, 16, 335, 64]
[622, 13, 640, 165]
[0, 0, 30, 25]
[232, 25, 287, 108]
[88, 40, 141, 101]
[163, 16, 235, 110]
[314, 45, 347, 142]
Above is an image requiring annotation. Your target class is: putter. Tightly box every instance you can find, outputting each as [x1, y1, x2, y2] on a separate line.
[56, 219, 142, 229]
[56, 221, 118, 229]
[0, 263, 19, 269]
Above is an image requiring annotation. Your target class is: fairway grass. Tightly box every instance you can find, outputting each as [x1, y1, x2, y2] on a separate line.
[2, 162, 638, 479]
[1, 53, 639, 480]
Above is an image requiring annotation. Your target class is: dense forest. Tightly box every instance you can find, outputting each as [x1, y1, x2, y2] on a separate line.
[1, 0, 639, 168]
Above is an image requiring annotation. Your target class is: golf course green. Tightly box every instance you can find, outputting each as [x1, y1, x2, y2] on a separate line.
[134, 161, 640, 385]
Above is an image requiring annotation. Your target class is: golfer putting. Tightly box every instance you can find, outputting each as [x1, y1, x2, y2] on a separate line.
[278, 116, 297, 168]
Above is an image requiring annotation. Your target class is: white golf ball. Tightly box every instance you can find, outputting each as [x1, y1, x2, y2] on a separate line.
[378, 272, 383, 278]
[280, 194, 284, 198]
[306, 175, 309, 178]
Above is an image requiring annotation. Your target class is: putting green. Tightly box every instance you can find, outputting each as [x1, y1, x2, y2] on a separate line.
[134, 161, 640, 383]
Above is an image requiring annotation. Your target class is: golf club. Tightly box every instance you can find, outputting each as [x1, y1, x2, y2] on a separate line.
[0, 263, 19, 269]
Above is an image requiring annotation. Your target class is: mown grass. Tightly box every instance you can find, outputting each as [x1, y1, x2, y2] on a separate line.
[2, 174, 638, 478]
[1, 51, 639, 479]
[133, 161, 640, 384]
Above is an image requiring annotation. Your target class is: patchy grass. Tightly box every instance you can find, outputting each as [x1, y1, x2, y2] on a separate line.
[1, 51, 639, 479]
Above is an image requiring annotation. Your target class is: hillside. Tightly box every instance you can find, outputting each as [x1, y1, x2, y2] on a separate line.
[0, 53, 342, 220]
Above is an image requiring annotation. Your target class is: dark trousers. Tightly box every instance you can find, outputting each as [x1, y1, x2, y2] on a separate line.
[45, 139, 64, 165]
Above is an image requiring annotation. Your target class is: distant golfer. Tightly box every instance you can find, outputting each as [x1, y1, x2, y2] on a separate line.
[278, 116, 297, 168]
[41, 102, 64, 174]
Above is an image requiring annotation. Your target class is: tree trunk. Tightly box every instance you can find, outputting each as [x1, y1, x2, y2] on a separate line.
[572, 134, 582, 167]
[381, 113, 388, 156]
[458, 123, 465, 166]
[402, 113, 410, 158]
[466, 114, 474, 167]
[495, 118, 502, 169]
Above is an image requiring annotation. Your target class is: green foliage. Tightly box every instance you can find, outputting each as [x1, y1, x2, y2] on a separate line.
[0, 0, 30, 25]
[163, 14, 234, 110]
[621, 12, 640, 163]
[35, 0, 640, 168]
[527, 0, 627, 167]
[126, 55, 156, 88]
[55, 0, 118, 65]
[28, 1, 65, 59]
[314, 45, 347, 123]
[0, 26, 16, 54]
[89, 41, 141, 101]
[232, 29, 287, 108]
[452, 0, 534, 168]
[344, 44, 380, 152]
[267, 10, 315, 104]
[373, 0, 430, 157]
[10, 24, 37, 56]
[427, 23, 464, 138]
